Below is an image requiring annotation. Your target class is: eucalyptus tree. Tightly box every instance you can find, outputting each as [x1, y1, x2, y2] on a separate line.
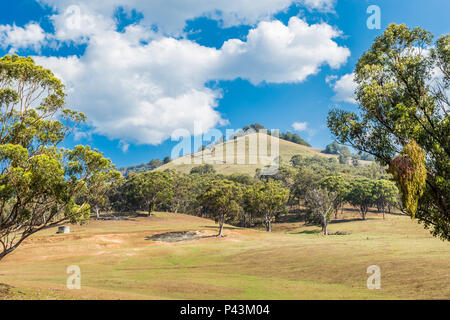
[319, 174, 350, 219]
[0, 55, 120, 260]
[373, 179, 399, 219]
[125, 171, 173, 215]
[305, 187, 336, 235]
[346, 178, 376, 220]
[199, 179, 242, 237]
[328, 24, 449, 240]
[258, 180, 289, 232]
[242, 183, 264, 228]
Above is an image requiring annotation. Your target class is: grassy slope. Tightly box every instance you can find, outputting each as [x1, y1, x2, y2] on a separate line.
[156, 133, 371, 175]
[1, 210, 448, 300]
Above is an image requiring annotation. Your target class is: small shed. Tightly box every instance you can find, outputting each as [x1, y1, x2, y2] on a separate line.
[57, 226, 70, 234]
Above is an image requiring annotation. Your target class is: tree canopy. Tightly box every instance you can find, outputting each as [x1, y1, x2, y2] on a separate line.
[0, 55, 121, 260]
[327, 24, 449, 240]
[199, 179, 242, 237]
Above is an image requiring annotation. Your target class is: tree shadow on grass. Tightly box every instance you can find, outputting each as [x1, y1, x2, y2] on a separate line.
[330, 218, 365, 224]
[291, 229, 322, 235]
[91, 211, 146, 220]
[275, 213, 307, 223]
[201, 225, 239, 230]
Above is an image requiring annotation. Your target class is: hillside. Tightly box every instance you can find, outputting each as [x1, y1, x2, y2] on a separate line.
[156, 132, 372, 175]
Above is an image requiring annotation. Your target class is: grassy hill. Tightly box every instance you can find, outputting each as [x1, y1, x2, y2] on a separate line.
[0, 210, 448, 299]
[156, 132, 371, 175]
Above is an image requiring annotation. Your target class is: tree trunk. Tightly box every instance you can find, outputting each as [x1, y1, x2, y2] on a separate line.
[382, 209, 385, 220]
[265, 215, 271, 232]
[148, 203, 154, 216]
[323, 221, 328, 235]
[217, 221, 224, 237]
[334, 207, 338, 220]
[95, 205, 99, 219]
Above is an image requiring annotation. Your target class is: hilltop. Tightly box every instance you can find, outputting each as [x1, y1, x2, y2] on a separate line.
[155, 132, 372, 175]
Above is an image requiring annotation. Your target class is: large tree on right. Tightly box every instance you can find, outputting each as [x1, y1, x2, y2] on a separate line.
[328, 24, 449, 240]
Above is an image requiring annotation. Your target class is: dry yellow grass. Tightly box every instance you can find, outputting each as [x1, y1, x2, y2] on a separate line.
[156, 132, 371, 175]
[0, 210, 448, 300]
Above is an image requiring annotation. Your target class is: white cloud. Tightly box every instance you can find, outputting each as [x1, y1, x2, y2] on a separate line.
[292, 121, 308, 131]
[49, 4, 116, 43]
[119, 140, 130, 153]
[32, 16, 349, 145]
[34, 28, 224, 145]
[0, 22, 47, 52]
[302, 0, 336, 11]
[219, 18, 350, 84]
[0, 1, 347, 147]
[328, 72, 357, 103]
[38, 0, 336, 37]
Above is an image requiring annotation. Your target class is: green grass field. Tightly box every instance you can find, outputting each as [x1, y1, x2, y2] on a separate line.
[0, 210, 448, 300]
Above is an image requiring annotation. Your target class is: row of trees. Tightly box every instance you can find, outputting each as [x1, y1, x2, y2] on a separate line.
[120, 156, 171, 176]
[104, 155, 399, 236]
[323, 141, 374, 165]
[108, 169, 290, 236]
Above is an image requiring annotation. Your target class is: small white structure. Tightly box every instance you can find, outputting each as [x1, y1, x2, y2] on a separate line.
[57, 226, 70, 234]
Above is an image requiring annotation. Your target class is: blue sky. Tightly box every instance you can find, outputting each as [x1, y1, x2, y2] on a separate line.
[0, 0, 448, 167]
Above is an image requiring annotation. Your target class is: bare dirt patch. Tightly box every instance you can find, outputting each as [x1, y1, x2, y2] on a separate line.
[146, 230, 212, 242]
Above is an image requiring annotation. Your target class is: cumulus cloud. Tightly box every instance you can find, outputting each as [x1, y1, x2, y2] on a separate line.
[0, 22, 47, 52]
[38, 0, 336, 36]
[327, 72, 357, 103]
[34, 27, 224, 145]
[0, 1, 348, 147]
[292, 121, 308, 131]
[219, 18, 350, 84]
[31, 16, 349, 145]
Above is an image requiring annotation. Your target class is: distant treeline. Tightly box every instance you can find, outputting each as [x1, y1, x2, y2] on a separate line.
[243, 123, 311, 147]
[119, 156, 171, 176]
[105, 153, 400, 236]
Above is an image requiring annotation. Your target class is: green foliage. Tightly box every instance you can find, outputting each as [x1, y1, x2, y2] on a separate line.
[327, 23, 449, 240]
[259, 180, 289, 231]
[346, 178, 376, 220]
[149, 158, 163, 169]
[305, 187, 336, 235]
[243, 180, 289, 232]
[124, 171, 173, 214]
[319, 174, 350, 219]
[338, 147, 351, 165]
[190, 164, 216, 175]
[199, 179, 242, 236]
[360, 152, 374, 161]
[351, 154, 360, 167]
[243, 123, 265, 133]
[119, 157, 166, 176]
[0, 55, 119, 260]
[373, 179, 399, 219]
[279, 131, 311, 147]
[290, 154, 304, 167]
[323, 142, 341, 155]
[226, 173, 256, 185]
[389, 141, 427, 218]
